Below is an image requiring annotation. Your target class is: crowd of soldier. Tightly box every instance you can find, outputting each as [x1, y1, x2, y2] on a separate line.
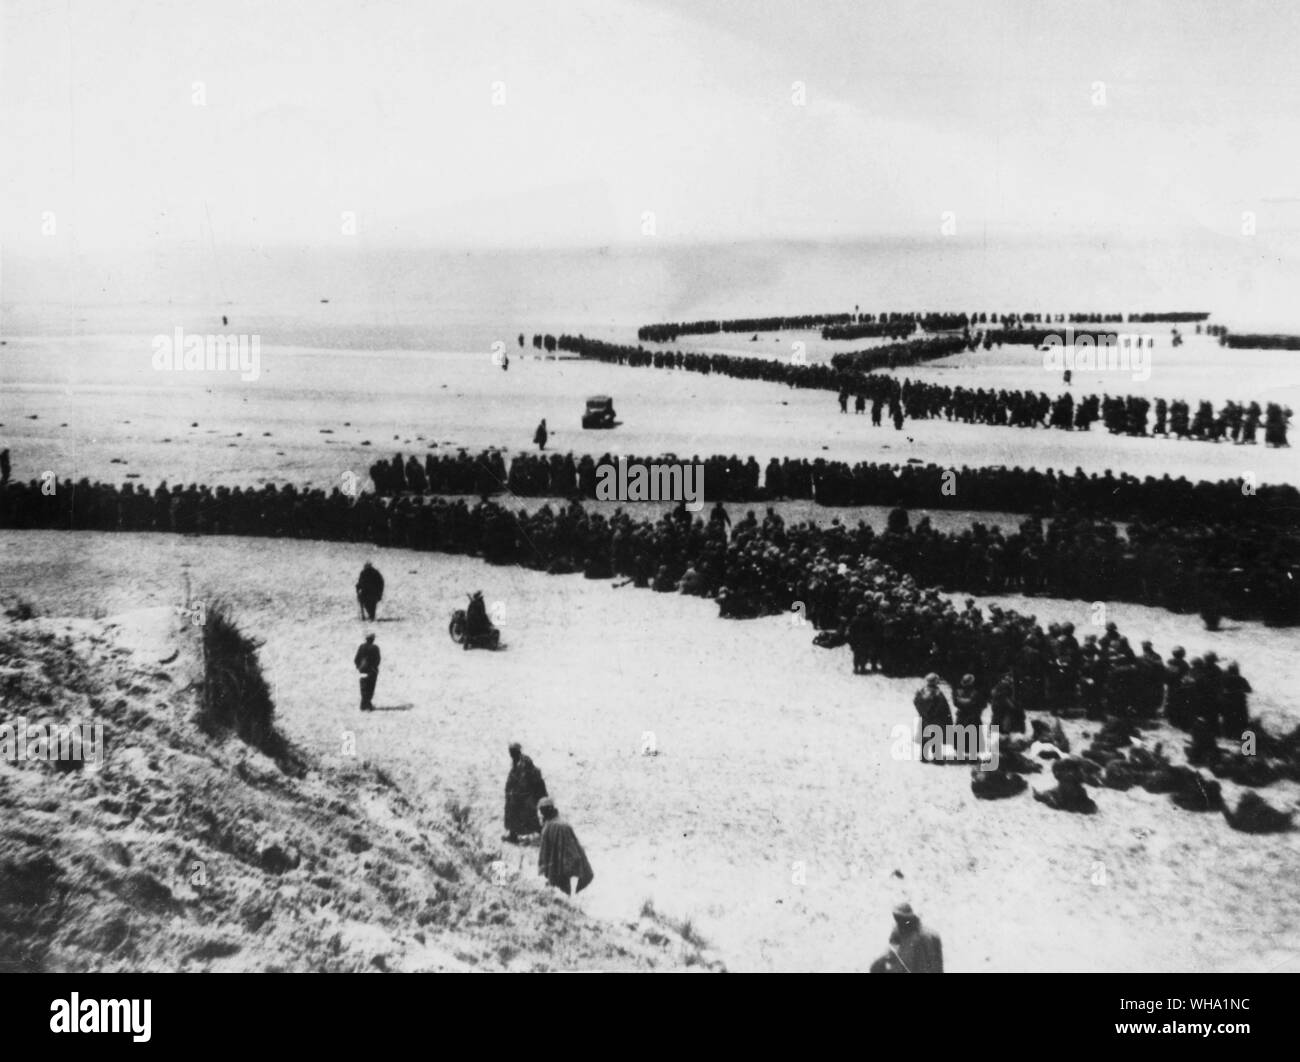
[3, 469, 1296, 626]
[6, 469, 1294, 778]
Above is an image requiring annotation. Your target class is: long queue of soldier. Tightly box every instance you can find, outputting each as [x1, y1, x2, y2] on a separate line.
[633, 309, 1211, 344]
[553, 332, 1293, 446]
[3, 464, 1297, 627]
[355, 448, 1297, 525]
[11, 444, 1296, 532]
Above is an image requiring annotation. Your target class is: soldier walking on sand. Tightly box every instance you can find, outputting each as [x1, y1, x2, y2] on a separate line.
[355, 561, 385, 621]
[503, 742, 549, 843]
[537, 797, 594, 896]
[869, 903, 944, 973]
[354, 633, 380, 712]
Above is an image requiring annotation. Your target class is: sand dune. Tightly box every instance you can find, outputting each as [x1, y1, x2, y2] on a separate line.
[0, 600, 715, 971]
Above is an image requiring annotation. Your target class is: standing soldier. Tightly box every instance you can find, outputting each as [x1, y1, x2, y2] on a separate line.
[869, 903, 944, 973]
[1165, 646, 1191, 728]
[1138, 641, 1166, 717]
[849, 605, 874, 675]
[534, 418, 549, 451]
[913, 673, 951, 761]
[952, 674, 986, 729]
[503, 742, 549, 843]
[990, 670, 1021, 733]
[354, 633, 380, 712]
[537, 798, 594, 896]
[355, 561, 385, 621]
[1220, 662, 1252, 739]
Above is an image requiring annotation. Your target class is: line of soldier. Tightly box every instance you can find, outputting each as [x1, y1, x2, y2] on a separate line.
[359, 448, 1298, 530]
[6, 468, 1294, 626]
[637, 311, 1202, 343]
[555, 332, 1291, 446]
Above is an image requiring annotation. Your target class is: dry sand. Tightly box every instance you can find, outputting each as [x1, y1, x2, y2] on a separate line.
[5, 530, 1298, 973]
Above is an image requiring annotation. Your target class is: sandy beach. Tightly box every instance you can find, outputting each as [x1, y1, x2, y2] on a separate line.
[4, 528, 1298, 972]
[4, 294, 1299, 974]
[3, 330, 1298, 494]
[2, 308, 1300, 967]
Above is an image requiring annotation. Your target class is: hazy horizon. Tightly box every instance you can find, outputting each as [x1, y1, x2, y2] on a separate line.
[5, 0, 1300, 335]
[5, 229, 1300, 340]
[4, 0, 1300, 252]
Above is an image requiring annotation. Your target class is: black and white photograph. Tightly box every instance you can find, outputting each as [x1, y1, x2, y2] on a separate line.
[1, 0, 1297, 1007]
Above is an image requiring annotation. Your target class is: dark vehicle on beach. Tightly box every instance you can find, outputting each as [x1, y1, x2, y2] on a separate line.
[582, 395, 617, 429]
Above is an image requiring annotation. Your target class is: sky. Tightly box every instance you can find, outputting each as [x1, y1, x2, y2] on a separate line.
[2, 0, 1299, 255]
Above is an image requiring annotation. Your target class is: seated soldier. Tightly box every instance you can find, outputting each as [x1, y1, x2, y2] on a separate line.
[679, 566, 707, 596]
[651, 564, 677, 592]
[1223, 792, 1293, 834]
[970, 767, 1028, 800]
[1033, 761, 1098, 814]
[465, 591, 495, 645]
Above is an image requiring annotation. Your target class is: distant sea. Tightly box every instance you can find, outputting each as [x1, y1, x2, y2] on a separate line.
[4, 233, 1299, 351]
